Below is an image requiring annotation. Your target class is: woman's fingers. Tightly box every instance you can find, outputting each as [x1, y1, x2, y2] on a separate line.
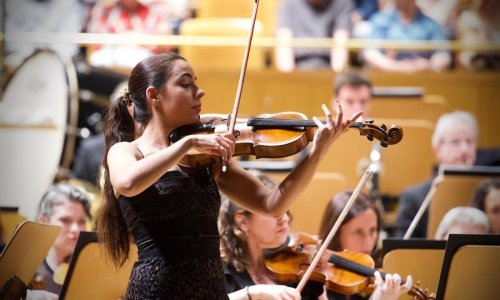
[312, 116, 324, 128]
[321, 104, 334, 130]
[333, 101, 343, 132]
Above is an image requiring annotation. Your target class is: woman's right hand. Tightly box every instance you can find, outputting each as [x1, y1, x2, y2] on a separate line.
[246, 284, 300, 300]
[188, 132, 236, 163]
[26, 289, 58, 300]
[369, 271, 412, 300]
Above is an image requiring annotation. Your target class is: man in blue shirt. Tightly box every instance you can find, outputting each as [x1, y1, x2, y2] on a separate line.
[363, 0, 451, 73]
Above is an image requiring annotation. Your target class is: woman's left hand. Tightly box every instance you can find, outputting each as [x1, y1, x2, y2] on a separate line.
[311, 102, 362, 159]
[369, 271, 412, 300]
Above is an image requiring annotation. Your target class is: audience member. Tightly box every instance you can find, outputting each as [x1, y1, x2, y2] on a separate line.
[351, 0, 379, 38]
[417, 0, 460, 39]
[332, 72, 372, 120]
[275, 0, 352, 72]
[4, 0, 94, 69]
[27, 183, 92, 299]
[395, 111, 478, 238]
[434, 206, 489, 240]
[456, 0, 500, 70]
[471, 178, 500, 234]
[363, 0, 452, 73]
[86, 0, 173, 69]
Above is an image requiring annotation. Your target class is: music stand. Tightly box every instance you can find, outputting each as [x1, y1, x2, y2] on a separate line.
[383, 238, 446, 256]
[435, 234, 500, 300]
[382, 238, 446, 297]
[426, 166, 500, 238]
[0, 221, 60, 298]
[59, 231, 137, 300]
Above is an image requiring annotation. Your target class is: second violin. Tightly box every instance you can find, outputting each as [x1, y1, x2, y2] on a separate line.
[264, 233, 435, 300]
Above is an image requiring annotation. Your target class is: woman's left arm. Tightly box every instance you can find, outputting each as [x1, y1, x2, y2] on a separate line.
[218, 103, 361, 216]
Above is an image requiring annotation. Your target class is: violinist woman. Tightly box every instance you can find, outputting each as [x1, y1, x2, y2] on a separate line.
[318, 190, 411, 299]
[220, 172, 412, 300]
[98, 52, 361, 299]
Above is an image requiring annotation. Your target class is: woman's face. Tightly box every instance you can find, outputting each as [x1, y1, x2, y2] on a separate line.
[44, 201, 89, 257]
[157, 59, 205, 128]
[244, 213, 290, 249]
[484, 188, 500, 234]
[338, 208, 378, 255]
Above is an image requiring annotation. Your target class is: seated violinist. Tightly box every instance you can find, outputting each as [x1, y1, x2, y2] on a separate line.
[220, 172, 412, 300]
[318, 190, 412, 299]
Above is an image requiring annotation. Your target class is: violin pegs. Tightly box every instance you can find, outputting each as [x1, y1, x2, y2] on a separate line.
[367, 133, 374, 141]
[365, 118, 374, 124]
[381, 124, 387, 131]
[380, 140, 388, 148]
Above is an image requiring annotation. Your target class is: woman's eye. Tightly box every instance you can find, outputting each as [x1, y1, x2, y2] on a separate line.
[180, 83, 191, 88]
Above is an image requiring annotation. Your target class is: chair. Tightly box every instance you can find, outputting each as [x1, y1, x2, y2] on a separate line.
[195, 0, 280, 37]
[268, 171, 348, 233]
[178, 18, 266, 71]
[426, 166, 500, 238]
[436, 234, 500, 300]
[59, 231, 137, 300]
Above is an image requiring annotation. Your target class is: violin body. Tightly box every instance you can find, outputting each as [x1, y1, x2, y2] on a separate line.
[170, 112, 315, 164]
[169, 112, 403, 169]
[264, 233, 435, 299]
[264, 233, 374, 295]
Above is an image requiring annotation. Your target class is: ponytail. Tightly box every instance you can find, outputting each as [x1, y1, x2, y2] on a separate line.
[97, 96, 134, 268]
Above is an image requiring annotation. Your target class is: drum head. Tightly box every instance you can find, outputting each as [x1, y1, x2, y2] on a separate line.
[0, 50, 78, 219]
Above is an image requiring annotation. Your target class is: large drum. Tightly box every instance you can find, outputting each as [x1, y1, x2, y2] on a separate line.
[0, 50, 79, 220]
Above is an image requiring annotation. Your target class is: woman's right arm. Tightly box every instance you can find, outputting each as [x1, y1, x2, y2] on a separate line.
[108, 133, 235, 197]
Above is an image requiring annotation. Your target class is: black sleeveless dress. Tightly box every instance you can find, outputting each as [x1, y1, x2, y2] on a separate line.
[119, 169, 229, 300]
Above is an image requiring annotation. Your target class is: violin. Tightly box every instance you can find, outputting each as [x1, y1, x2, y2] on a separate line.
[264, 233, 435, 299]
[169, 112, 403, 169]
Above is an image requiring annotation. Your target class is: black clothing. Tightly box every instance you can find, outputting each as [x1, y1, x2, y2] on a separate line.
[119, 169, 228, 299]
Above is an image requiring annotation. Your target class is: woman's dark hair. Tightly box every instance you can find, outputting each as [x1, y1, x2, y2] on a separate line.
[219, 170, 286, 273]
[318, 190, 381, 253]
[471, 178, 500, 211]
[97, 53, 186, 268]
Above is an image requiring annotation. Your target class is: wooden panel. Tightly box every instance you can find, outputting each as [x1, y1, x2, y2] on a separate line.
[427, 175, 485, 238]
[62, 243, 137, 300]
[179, 18, 266, 71]
[196, 70, 500, 148]
[0, 209, 27, 242]
[443, 245, 500, 300]
[267, 171, 348, 234]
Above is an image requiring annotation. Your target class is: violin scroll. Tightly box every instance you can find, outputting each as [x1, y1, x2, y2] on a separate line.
[353, 119, 403, 147]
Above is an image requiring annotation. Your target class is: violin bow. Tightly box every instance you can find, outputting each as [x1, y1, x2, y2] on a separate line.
[223, 0, 260, 171]
[295, 165, 375, 292]
[403, 176, 442, 239]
